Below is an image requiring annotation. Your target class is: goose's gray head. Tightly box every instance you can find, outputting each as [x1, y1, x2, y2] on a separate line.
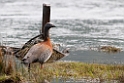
[43, 22, 56, 39]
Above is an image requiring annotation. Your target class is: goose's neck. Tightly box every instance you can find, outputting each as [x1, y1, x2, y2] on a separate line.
[43, 37, 53, 48]
[43, 28, 50, 41]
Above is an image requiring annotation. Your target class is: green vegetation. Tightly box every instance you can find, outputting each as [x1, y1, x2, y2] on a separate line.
[1, 61, 124, 83]
[0, 45, 124, 83]
[0, 74, 22, 83]
[24, 61, 124, 83]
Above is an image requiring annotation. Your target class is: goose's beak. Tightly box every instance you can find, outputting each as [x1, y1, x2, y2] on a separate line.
[51, 24, 56, 27]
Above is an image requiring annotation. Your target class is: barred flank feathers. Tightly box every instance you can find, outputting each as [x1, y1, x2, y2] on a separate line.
[15, 47, 30, 60]
[46, 49, 65, 63]
[15, 46, 66, 63]
[14, 34, 68, 63]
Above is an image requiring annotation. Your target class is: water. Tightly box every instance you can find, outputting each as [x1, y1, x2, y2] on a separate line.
[0, 0, 124, 64]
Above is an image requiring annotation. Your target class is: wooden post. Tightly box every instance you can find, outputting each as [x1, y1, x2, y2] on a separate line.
[40, 4, 51, 34]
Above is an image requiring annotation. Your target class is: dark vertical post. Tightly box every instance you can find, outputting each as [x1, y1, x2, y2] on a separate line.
[40, 4, 51, 34]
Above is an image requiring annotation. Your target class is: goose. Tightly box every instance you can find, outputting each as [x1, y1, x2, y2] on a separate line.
[22, 22, 55, 68]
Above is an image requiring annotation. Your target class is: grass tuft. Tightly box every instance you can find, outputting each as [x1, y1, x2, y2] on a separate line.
[1, 61, 124, 82]
[27, 61, 124, 82]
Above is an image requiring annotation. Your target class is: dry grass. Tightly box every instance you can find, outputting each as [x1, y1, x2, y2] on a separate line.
[0, 46, 124, 82]
[0, 48, 4, 74]
[90, 45, 121, 53]
[0, 74, 22, 83]
[0, 61, 124, 82]
[100, 46, 121, 53]
[27, 61, 124, 83]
